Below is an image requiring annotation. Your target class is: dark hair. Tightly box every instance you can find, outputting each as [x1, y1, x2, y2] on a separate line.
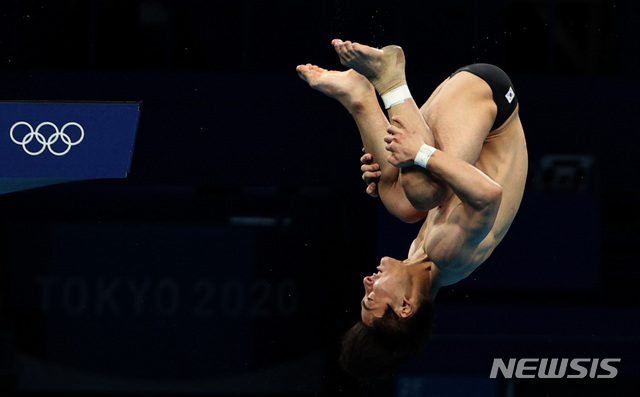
[339, 299, 436, 378]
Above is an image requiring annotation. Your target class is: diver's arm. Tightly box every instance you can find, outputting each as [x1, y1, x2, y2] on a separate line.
[384, 116, 501, 233]
[424, 150, 501, 214]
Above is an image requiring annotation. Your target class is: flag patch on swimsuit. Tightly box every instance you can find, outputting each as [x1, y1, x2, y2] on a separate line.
[505, 87, 515, 104]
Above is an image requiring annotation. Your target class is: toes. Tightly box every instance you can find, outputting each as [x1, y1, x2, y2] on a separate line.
[344, 41, 354, 52]
[338, 49, 354, 64]
[295, 64, 317, 82]
[333, 39, 351, 54]
[336, 49, 350, 65]
[295, 67, 308, 81]
[332, 39, 343, 52]
[332, 39, 360, 66]
[343, 41, 358, 62]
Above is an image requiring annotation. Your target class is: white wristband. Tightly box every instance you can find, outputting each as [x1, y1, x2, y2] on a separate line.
[414, 143, 437, 168]
[381, 84, 412, 109]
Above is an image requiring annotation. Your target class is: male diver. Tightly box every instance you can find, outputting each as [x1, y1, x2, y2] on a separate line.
[296, 39, 527, 376]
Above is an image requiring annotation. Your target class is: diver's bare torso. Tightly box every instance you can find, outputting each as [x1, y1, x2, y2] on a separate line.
[408, 75, 528, 285]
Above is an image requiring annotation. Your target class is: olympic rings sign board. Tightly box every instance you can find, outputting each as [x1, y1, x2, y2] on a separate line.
[0, 102, 140, 179]
[10, 121, 85, 157]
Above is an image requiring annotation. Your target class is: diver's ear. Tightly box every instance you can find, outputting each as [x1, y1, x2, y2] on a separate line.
[398, 298, 414, 318]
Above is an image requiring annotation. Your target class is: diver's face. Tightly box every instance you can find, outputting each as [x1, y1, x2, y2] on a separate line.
[360, 256, 409, 326]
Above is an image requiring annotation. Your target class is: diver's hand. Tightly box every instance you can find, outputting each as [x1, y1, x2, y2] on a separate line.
[360, 148, 380, 197]
[384, 116, 426, 168]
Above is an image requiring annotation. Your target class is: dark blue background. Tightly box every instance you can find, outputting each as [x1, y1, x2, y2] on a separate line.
[0, 1, 638, 396]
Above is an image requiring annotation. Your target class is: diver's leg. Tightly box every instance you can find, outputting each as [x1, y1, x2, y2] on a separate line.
[332, 40, 448, 211]
[296, 64, 425, 223]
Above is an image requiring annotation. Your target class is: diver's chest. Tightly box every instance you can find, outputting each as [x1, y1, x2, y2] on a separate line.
[421, 203, 451, 237]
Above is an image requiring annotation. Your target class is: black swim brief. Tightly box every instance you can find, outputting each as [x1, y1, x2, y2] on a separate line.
[451, 63, 518, 131]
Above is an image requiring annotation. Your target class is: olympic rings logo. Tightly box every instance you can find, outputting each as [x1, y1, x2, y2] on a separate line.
[10, 121, 84, 156]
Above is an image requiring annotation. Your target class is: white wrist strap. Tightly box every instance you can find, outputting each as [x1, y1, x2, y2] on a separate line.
[381, 84, 412, 109]
[414, 143, 437, 168]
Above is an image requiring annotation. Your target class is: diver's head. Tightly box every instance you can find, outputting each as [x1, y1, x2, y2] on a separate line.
[340, 255, 437, 378]
[360, 255, 436, 326]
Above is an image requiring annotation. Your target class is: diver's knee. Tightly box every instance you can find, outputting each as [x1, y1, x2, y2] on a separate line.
[400, 168, 447, 211]
[388, 200, 427, 224]
[404, 182, 447, 212]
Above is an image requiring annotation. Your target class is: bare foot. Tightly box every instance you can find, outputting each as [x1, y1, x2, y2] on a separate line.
[331, 39, 406, 95]
[295, 64, 375, 112]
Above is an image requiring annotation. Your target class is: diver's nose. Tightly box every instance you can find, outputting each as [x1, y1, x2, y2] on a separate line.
[364, 276, 374, 286]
